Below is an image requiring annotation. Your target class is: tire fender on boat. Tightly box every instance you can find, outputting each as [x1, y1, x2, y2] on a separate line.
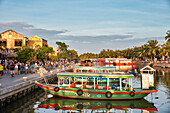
[129, 91, 135, 97]
[77, 89, 83, 96]
[54, 106, 60, 110]
[77, 104, 83, 109]
[54, 87, 60, 92]
[105, 91, 112, 98]
[106, 103, 112, 109]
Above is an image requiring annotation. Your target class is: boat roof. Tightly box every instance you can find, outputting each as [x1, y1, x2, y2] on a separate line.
[57, 72, 133, 78]
[74, 66, 116, 70]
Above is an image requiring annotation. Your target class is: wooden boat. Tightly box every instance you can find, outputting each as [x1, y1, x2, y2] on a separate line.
[38, 97, 157, 112]
[35, 72, 157, 100]
[103, 58, 136, 66]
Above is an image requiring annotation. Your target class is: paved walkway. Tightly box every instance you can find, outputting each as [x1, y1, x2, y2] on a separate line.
[0, 72, 43, 89]
[0, 65, 73, 90]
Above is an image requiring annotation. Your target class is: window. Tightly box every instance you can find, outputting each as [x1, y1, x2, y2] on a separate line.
[15, 40, 22, 46]
[0, 41, 7, 46]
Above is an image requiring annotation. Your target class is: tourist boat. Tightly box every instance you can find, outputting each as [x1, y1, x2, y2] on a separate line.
[113, 59, 136, 66]
[37, 97, 157, 112]
[35, 72, 157, 100]
[103, 58, 136, 66]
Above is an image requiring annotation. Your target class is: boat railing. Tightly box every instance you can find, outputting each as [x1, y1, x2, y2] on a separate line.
[57, 83, 130, 91]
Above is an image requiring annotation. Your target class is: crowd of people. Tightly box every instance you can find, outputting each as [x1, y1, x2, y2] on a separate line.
[0, 60, 59, 78]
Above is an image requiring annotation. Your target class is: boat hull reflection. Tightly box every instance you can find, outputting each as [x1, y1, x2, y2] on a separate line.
[38, 97, 157, 112]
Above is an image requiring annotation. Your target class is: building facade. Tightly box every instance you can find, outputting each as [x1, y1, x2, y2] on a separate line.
[0, 30, 48, 49]
[0, 29, 28, 49]
[27, 35, 48, 47]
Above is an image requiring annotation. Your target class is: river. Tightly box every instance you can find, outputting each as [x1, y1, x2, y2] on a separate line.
[0, 66, 169, 113]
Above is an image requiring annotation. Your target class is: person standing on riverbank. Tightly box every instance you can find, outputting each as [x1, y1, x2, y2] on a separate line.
[18, 62, 21, 75]
[0, 64, 3, 76]
[25, 63, 28, 74]
[10, 63, 15, 77]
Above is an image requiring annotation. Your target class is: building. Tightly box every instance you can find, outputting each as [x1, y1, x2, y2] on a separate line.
[27, 35, 48, 47]
[0, 29, 28, 49]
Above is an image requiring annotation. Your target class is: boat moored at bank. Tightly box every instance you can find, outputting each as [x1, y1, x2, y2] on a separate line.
[35, 72, 157, 100]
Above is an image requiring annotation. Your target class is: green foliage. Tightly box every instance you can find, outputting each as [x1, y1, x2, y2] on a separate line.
[165, 30, 170, 42]
[68, 49, 78, 59]
[56, 42, 69, 52]
[49, 55, 59, 61]
[17, 47, 35, 63]
[79, 39, 168, 60]
[79, 53, 98, 59]
[13, 48, 21, 52]
[160, 41, 170, 56]
[36, 46, 53, 61]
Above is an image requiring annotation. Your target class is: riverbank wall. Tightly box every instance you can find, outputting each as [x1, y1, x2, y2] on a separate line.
[0, 67, 73, 107]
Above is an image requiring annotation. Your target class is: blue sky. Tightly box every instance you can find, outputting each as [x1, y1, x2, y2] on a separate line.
[0, 0, 170, 54]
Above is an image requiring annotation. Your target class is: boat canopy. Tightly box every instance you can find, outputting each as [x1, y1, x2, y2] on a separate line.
[57, 72, 133, 78]
[74, 66, 116, 70]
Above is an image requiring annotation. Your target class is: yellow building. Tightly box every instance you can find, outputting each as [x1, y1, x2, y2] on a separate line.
[0, 29, 28, 49]
[27, 35, 48, 47]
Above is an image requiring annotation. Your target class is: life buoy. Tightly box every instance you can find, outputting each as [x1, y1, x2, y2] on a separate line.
[129, 91, 135, 97]
[77, 89, 83, 96]
[77, 104, 83, 109]
[54, 106, 60, 110]
[54, 87, 60, 92]
[106, 103, 112, 109]
[130, 103, 134, 108]
[105, 91, 112, 98]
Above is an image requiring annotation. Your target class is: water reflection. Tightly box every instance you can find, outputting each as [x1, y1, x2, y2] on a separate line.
[36, 97, 157, 113]
[0, 89, 45, 113]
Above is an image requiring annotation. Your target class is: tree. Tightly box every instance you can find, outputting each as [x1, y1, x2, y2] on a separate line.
[49, 55, 58, 61]
[56, 41, 69, 59]
[160, 41, 170, 57]
[146, 40, 160, 60]
[36, 46, 53, 62]
[68, 49, 78, 59]
[17, 46, 36, 63]
[56, 42, 69, 52]
[165, 30, 170, 43]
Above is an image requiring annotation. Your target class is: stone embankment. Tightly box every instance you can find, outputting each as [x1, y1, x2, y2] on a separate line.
[0, 66, 73, 107]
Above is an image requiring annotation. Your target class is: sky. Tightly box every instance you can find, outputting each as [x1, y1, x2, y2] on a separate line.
[0, 0, 170, 54]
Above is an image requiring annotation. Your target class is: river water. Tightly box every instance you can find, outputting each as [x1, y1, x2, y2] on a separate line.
[0, 66, 169, 113]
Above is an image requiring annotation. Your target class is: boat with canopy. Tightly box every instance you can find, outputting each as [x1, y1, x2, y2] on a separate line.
[35, 72, 157, 100]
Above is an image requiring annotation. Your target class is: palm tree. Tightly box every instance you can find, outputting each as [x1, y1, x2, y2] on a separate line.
[160, 41, 170, 58]
[146, 40, 160, 60]
[165, 30, 170, 43]
[138, 44, 149, 60]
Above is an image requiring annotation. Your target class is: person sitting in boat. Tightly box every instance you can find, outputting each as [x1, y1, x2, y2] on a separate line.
[112, 84, 116, 89]
[83, 82, 87, 89]
[70, 82, 76, 88]
[127, 70, 137, 77]
[105, 85, 110, 90]
[93, 84, 98, 89]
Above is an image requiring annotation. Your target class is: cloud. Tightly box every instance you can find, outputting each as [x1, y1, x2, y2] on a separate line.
[0, 21, 68, 38]
[0, 21, 166, 54]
